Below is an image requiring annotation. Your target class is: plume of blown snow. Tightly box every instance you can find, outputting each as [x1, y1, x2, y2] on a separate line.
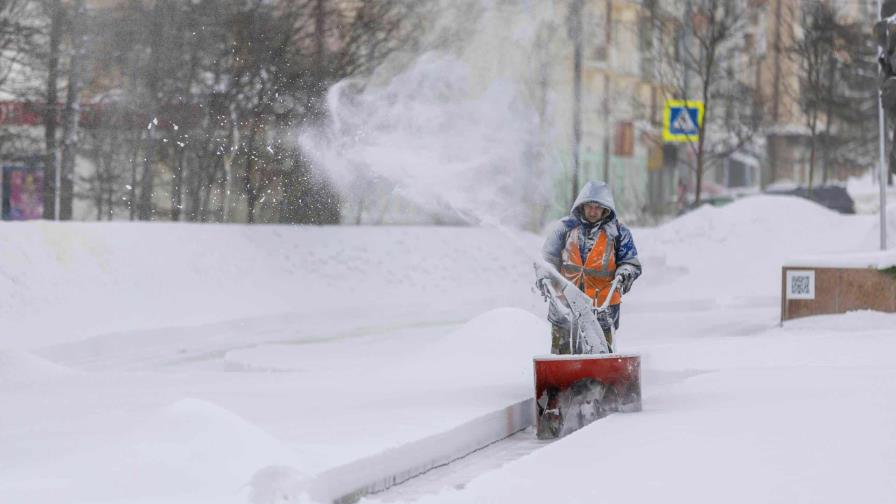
[300, 52, 550, 229]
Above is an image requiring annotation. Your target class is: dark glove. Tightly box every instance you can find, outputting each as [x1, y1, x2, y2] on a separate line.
[535, 277, 550, 300]
[614, 266, 637, 295]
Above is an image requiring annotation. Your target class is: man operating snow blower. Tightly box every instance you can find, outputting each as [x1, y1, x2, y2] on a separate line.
[532, 181, 643, 438]
[538, 180, 642, 354]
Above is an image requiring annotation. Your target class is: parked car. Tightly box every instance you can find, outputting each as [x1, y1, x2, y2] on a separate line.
[764, 185, 855, 214]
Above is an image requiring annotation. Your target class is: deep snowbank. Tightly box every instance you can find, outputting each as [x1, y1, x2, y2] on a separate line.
[630, 195, 888, 309]
[3, 194, 884, 352]
[0, 221, 542, 350]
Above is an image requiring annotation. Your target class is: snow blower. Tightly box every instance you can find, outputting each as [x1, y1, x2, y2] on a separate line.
[533, 262, 642, 440]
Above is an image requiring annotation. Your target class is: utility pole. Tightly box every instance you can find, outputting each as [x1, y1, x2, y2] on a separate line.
[681, 0, 692, 200]
[59, 0, 86, 221]
[602, 0, 612, 183]
[44, 0, 62, 221]
[569, 0, 584, 203]
[879, 0, 890, 250]
[683, 0, 692, 99]
[769, 0, 784, 186]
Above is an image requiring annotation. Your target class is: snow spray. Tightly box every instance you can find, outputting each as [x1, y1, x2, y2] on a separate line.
[298, 1, 590, 324]
[297, 35, 586, 303]
[299, 51, 554, 230]
[297, 49, 606, 355]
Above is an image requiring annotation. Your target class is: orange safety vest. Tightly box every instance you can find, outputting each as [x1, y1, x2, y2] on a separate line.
[560, 226, 621, 306]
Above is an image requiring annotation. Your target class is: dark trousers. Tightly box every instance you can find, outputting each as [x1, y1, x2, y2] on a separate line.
[551, 304, 620, 354]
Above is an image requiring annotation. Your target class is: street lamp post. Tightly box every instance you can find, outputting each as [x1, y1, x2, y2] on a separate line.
[878, 0, 890, 250]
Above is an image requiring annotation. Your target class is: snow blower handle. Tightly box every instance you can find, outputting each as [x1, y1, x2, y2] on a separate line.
[597, 277, 621, 311]
[594, 278, 622, 353]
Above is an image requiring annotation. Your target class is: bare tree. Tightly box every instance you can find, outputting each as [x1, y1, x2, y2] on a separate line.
[790, 2, 878, 191]
[831, 21, 879, 183]
[0, 1, 41, 163]
[649, 0, 763, 206]
[57, 0, 86, 220]
[788, 2, 835, 193]
[227, 0, 428, 224]
[39, 0, 63, 219]
[79, 123, 129, 220]
[0, 1, 35, 91]
[13, 0, 427, 223]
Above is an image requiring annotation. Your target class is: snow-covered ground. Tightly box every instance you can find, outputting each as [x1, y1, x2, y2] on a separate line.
[0, 223, 544, 503]
[2, 195, 895, 503]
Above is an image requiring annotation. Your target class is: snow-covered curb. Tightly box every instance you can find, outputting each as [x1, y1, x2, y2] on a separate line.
[307, 398, 535, 503]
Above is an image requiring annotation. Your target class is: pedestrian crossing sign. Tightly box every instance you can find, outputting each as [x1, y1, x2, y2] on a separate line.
[663, 100, 704, 142]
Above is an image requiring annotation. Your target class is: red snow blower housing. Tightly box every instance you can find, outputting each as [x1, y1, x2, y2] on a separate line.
[533, 263, 642, 439]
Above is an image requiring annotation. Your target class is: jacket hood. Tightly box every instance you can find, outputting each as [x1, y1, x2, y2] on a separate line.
[570, 180, 617, 221]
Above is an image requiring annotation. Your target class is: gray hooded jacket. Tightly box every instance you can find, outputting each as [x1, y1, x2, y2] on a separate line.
[542, 181, 642, 280]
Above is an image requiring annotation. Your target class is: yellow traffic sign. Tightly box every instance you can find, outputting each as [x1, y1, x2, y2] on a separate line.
[663, 100, 704, 142]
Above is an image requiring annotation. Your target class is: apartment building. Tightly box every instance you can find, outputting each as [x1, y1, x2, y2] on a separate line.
[458, 0, 667, 223]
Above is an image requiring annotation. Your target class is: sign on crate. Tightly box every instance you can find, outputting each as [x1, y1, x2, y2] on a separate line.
[786, 270, 816, 300]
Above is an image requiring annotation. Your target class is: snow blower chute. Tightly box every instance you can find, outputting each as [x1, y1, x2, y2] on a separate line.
[533, 262, 641, 439]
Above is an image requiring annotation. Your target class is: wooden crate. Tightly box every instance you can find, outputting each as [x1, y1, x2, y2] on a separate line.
[781, 267, 896, 322]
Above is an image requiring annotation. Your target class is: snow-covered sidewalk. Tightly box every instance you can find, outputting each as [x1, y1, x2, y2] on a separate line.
[0, 223, 545, 503]
[371, 196, 896, 503]
[395, 310, 896, 504]
[1, 309, 546, 504]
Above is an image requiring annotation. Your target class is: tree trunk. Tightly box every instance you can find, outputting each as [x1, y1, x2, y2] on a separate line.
[222, 154, 233, 222]
[128, 136, 139, 220]
[171, 148, 185, 221]
[821, 57, 836, 186]
[59, 0, 86, 221]
[104, 165, 113, 220]
[694, 40, 716, 208]
[808, 122, 817, 194]
[95, 184, 102, 220]
[188, 157, 203, 222]
[221, 114, 239, 222]
[694, 98, 709, 207]
[200, 157, 220, 222]
[138, 138, 155, 220]
[695, 138, 705, 206]
[43, 0, 63, 220]
[243, 119, 258, 224]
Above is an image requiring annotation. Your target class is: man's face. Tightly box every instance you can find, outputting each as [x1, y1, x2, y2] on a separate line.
[582, 202, 608, 223]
